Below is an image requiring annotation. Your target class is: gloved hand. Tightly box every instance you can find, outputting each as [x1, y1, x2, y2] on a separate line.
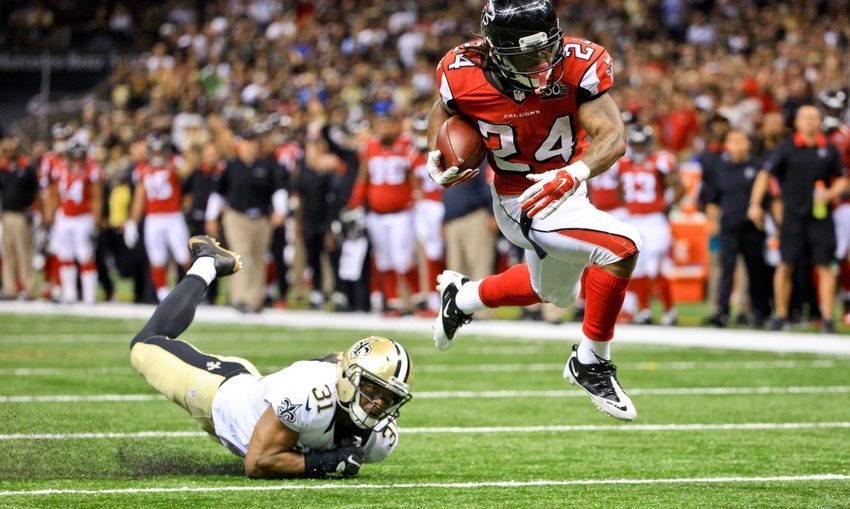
[123, 220, 138, 248]
[304, 439, 364, 478]
[426, 150, 478, 188]
[517, 161, 591, 220]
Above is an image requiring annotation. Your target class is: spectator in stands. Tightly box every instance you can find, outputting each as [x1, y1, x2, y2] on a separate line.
[748, 106, 848, 333]
[702, 129, 772, 327]
[0, 137, 39, 300]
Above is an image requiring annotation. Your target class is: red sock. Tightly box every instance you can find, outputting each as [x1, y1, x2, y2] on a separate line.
[630, 277, 650, 311]
[48, 255, 60, 285]
[839, 261, 850, 293]
[80, 261, 96, 273]
[381, 271, 398, 301]
[266, 259, 276, 286]
[151, 266, 167, 292]
[655, 276, 673, 311]
[403, 268, 420, 295]
[426, 259, 444, 292]
[479, 263, 542, 308]
[584, 265, 630, 341]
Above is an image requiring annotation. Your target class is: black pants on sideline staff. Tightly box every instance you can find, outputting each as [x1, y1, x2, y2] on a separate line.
[716, 224, 772, 321]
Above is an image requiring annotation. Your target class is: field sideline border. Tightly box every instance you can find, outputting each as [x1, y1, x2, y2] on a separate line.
[1, 474, 848, 497]
[1, 301, 849, 356]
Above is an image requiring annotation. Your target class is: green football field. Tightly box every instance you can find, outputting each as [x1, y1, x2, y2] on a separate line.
[1, 311, 849, 508]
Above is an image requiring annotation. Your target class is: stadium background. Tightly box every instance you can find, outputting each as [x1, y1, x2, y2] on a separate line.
[1, 1, 850, 507]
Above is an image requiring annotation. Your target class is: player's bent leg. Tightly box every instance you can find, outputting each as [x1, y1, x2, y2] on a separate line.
[130, 335, 258, 434]
[564, 255, 638, 421]
[132, 235, 242, 346]
[433, 264, 543, 350]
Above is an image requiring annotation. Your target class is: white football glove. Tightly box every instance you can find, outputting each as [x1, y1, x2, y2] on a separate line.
[426, 150, 479, 188]
[123, 220, 138, 248]
[517, 161, 591, 220]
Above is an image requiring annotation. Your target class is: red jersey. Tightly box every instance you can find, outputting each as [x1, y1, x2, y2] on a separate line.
[588, 164, 622, 212]
[362, 135, 414, 214]
[411, 149, 443, 202]
[436, 36, 614, 195]
[618, 151, 676, 215]
[50, 158, 101, 216]
[275, 142, 303, 174]
[134, 157, 182, 214]
[40, 151, 65, 189]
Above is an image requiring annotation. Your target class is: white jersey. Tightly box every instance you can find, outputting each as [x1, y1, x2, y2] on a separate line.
[211, 360, 398, 462]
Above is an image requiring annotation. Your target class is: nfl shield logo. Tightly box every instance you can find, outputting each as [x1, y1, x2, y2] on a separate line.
[513, 90, 526, 101]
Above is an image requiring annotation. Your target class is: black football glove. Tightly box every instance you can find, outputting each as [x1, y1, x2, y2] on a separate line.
[304, 439, 364, 478]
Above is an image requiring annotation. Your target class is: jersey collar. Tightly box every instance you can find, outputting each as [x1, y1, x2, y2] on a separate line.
[793, 132, 827, 148]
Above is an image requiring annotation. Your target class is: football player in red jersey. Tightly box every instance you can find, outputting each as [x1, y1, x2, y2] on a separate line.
[617, 124, 684, 325]
[125, 135, 191, 302]
[348, 112, 421, 316]
[410, 113, 445, 316]
[44, 139, 103, 304]
[38, 123, 74, 301]
[428, 0, 641, 421]
[820, 90, 850, 324]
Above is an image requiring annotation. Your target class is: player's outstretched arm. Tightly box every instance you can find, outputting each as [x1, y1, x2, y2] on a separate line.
[244, 406, 363, 479]
[244, 406, 305, 478]
[576, 94, 627, 179]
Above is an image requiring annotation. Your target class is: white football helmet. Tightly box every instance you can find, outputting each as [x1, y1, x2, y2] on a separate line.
[337, 336, 413, 430]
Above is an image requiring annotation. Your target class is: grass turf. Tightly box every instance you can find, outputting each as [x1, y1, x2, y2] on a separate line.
[0, 311, 848, 508]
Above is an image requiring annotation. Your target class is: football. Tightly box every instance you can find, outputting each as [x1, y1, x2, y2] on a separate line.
[436, 115, 487, 171]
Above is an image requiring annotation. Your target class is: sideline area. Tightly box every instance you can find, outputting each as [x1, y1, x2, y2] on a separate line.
[1, 301, 849, 356]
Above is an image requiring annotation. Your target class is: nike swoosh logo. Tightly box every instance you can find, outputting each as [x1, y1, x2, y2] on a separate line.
[605, 400, 628, 412]
[304, 399, 312, 412]
[347, 455, 362, 468]
[442, 299, 452, 319]
[568, 360, 580, 379]
[556, 177, 567, 189]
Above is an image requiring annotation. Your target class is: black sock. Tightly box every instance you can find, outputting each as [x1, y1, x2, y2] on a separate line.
[131, 275, 208, 346]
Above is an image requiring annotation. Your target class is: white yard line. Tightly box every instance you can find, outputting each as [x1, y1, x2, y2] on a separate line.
[3, 385, 850, 403]
[1, 474, 848, 496]
[2, 422, 849, 441]
[1, 301, 849, 356]
[0, 360, 838, 377]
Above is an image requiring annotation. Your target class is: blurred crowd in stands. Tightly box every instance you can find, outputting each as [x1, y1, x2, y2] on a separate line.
[0, 0, 848, 331]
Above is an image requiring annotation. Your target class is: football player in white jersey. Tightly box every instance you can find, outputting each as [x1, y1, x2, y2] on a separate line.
[130, 235, 414, 478]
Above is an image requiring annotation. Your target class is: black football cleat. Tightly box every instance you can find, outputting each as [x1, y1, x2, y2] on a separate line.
[433, 270, 472, 351]
[564, 344, 637, 421]
[188, 235, 242, 277]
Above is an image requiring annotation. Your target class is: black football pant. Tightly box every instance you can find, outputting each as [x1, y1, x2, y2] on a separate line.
[716, 224, 772, 319]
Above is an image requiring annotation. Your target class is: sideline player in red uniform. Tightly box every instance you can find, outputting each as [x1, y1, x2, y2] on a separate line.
[427, 0, 641, 420]
[617, 124, 684, 325]
[820, 90, 850, 324]
[125, 135, 190, 302]
[410, 113, 445, 315]
[44, 140, 103, 304]
[348, 112, 420, 316]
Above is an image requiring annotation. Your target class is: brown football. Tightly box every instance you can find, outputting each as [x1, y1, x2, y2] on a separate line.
[436, 115, 487, 171]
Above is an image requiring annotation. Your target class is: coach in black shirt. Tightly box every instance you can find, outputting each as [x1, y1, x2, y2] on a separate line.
[702, 129, 772, 326]
[748, 105, 848, 332]
[0, 138, 39, 299]
[205, 129, 287, 312]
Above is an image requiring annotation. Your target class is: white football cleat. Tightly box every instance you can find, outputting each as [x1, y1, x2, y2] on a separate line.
[564, 344, 637, 421]
[433, 270, 472, 351]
